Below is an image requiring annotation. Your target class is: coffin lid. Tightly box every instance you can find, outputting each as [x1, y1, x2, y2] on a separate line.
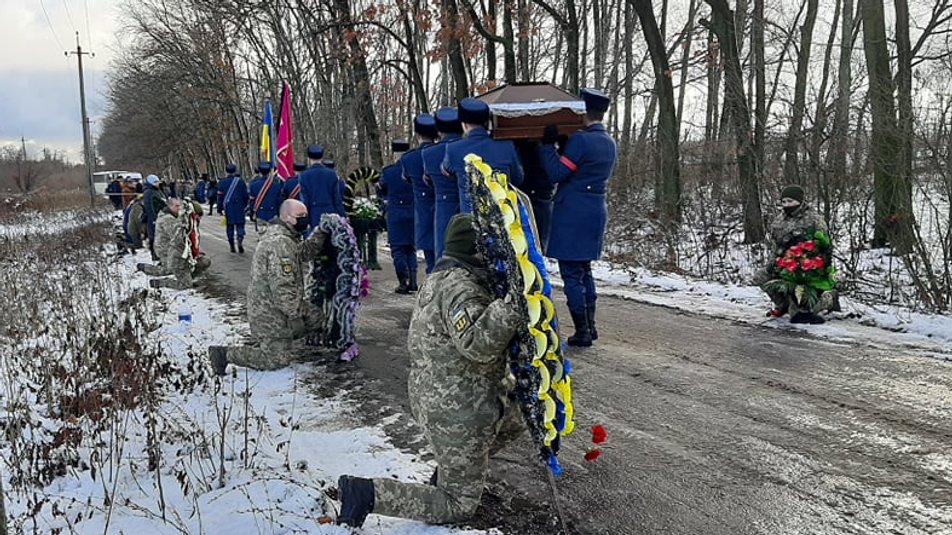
[475, 82, 585, 118]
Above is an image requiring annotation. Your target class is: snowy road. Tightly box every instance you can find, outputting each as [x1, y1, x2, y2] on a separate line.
[197, 217, 952, 535]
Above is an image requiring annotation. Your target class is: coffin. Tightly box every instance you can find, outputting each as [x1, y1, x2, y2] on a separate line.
[476, 82, 585, 140]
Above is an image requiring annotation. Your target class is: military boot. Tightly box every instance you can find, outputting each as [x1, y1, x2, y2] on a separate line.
[208, 346, 228, 376]
[229, 240, 236, 253]
[586, 303, 598, 341]
[567, 310, 592, 347]
[395, 272, 410, 294]
[337, 475, 375, 528]
[237, 240, 244, 254]
[407, 269, 419, 292]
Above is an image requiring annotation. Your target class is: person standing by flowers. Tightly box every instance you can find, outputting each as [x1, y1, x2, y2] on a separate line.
[755, 185, 837, 324]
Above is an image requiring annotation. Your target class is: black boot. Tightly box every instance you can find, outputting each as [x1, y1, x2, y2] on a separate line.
[229, 240, 236, 253]
[237, 240, 244, 254]
[337, 475, 375, 528]
[567, 310, 592, 347]
[587, 303, 598, 341]
[395, 272, 410, 294]
[408, 269, 418, 292]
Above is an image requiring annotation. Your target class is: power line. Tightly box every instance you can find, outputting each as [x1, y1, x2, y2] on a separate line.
[83, 0, 92, 48]
[61, 0, 77, 32]
[38, 0, 64, 49]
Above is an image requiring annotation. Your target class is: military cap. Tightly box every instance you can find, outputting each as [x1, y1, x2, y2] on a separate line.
[458, 98, 490, 125]
[257, 161, 272, 173]
[293, 161, 306, 172]
[225, 163, 237, 174]
[391, 139, 411, 153]
[414, 113, 438, 138]
[435, 106, 463, 134]
[307, 144, 325, 159]
[581, 88, 611, 113]
[322, 159, 336, 169]
[780, 185, 805, 203]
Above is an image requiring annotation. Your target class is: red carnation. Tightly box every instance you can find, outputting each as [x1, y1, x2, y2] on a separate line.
[802, 241, 817, 252]
[813, 256, 825, 269]
[584, 448, 602, 462]
[800, 258, 815, 270]
[591, 425, 607, 444]
[789, 245, 804, 257]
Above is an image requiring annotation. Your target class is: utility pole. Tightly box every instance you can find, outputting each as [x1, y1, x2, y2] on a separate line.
[66, 32, 96, 207]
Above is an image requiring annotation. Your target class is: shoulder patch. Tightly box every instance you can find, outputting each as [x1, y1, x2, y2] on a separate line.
[280, 256, 294, 275]
[451, 305, 472, 334]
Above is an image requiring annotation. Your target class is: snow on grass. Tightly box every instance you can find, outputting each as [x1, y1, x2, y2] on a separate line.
[0, 207, 113, 239]
[2, 239, 495, 534]
[545, 259, 952, 356]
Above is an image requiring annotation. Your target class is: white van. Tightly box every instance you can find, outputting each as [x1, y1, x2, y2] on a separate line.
[93, 171, 143, 196]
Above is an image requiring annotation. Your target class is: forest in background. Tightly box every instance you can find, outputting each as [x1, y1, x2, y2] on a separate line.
[97, 0, 952, 311]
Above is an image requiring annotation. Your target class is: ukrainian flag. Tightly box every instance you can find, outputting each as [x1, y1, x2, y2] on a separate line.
[260, 99, 276, 165]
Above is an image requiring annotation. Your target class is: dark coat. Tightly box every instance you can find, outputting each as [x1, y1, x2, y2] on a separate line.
[442, 127, 525, 214]
[298, 164, 345, 228]
[379, 163, 415, 246]
[406, 142, 438, 251]
[217, 174, 250, 222]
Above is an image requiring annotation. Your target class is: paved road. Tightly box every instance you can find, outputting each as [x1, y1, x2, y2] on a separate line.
[196, 216, 952, 535]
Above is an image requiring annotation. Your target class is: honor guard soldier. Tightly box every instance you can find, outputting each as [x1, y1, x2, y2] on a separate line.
[403, 113, 439, 271]
[299, 144, 346, 229]
[249, 161, 283, 224]
[283, 161, 307, 200]
[217, 163, 249, 253]
[442, 98, 524, 215]
[539, 88, 617, 347]
[379, 140, 418, 293]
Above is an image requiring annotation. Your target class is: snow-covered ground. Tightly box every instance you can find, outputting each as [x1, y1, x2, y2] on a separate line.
[1, 233, 495, 534]
[545, 259, 952, 360]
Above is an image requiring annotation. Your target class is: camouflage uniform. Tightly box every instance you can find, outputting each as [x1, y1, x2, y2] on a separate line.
[371, 257, 526, 524]
[225, 220, 326, 370]
[139, 208, 211, 289]
[754, 204, 833, 313]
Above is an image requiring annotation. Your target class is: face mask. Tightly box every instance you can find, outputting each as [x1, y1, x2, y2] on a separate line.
[293, 216, 309, 233]
[783, 205, 799, 216]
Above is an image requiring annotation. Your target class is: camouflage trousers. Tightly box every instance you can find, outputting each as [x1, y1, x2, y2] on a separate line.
[754, 266, 835, 315]
[140, 256, 211, 290]
[226, 308, 323, 370]
[372, 399, 526, 524]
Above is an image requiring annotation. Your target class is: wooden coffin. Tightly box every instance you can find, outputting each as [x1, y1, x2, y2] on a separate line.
[476, 82, 585, 140]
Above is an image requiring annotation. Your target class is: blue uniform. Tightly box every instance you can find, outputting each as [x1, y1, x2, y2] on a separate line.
[249, 173, 284, 223]
[217, 174, 249, 243]
[442, 127, 524, 214]
[298, 164, 345, 229]
[379, 163, 417, 276]
[424, 136, 460, 260]
[516, 141, 554, 253]
[404, 142, 437, 272]
[193, 180, 208, 204]
[282, 175, 301, 199]
[539, 123, 617, 314]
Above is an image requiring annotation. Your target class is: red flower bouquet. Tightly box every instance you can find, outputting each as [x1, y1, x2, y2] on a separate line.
[765, 230, 836, 309]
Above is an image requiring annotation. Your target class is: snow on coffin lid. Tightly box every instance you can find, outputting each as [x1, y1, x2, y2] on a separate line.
[476, 82, 586, 140]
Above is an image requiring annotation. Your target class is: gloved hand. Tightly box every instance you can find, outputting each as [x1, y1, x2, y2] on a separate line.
[542, 124, 560, 145]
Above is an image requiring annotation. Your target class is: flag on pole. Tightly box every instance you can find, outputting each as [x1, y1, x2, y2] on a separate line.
[260, 99, 276, 166]
[276, 83, 295, 179]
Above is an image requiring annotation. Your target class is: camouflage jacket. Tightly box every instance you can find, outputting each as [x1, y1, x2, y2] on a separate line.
[154, 211, 183, 264]
[406, 258, 523, 432]
[767, 204, 828, 256]
[246, 220, 325, 328]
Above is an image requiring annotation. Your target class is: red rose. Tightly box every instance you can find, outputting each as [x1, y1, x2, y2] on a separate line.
[814, 257, 825, 269]
[802, 241, 816, 252]
[776, 257, 785, 267]
[584, 448, 602, 462]
[591, 425, 607, 444]
[800, 258, 814, 270]
[789, 245, 804, 257]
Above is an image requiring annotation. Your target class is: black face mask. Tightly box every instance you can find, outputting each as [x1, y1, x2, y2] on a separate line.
[293, 216, 310, 233]
[783, 205, 800, 216]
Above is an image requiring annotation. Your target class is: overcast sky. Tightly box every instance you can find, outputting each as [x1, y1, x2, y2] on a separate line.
[1, 0, 122, 163]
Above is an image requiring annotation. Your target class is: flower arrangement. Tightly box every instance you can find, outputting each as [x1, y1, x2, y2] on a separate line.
[764, 229, 836, 310]
[350, 197, 382, 220]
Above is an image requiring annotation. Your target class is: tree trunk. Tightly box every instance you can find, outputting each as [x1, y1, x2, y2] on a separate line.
[782, 0, 819, 185]
[704, 0, 765, 243]
[486, 0, 498, 80]
[621, 4, 636, 147]
[705, 29, 721, 142]
[516, 0, 531, 80]
[632, 0, 681, 224]
[443, 0, 470, 100]
[753, 0, 766, 185]
[402, 3, 431, 111]
[828, 0, 854, 182]
[895, 0, 915, 206]
[676, 0, 700, 126]
[861, 0, 914, 250]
